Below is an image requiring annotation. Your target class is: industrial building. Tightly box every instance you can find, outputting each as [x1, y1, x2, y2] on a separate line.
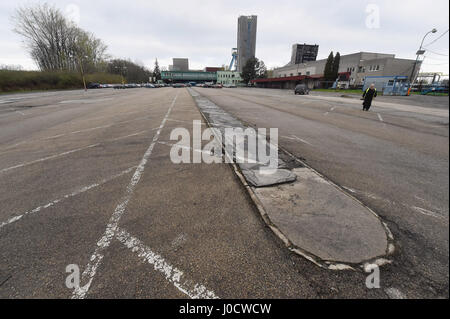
[237, 15, 257, 73]
[169, 58, 189, 71]
[204, 67, 225, 72]
[253, 51, 421, 91]
[161, 71, 216, 83]
[290, 44, 319, 65]
[217, 71, 242, 85]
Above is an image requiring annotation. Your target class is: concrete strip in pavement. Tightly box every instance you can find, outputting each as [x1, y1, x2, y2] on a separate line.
[190, 88, 393, 268]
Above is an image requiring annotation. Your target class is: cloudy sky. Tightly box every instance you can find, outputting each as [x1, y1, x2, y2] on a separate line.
[1, 0, 449, 74]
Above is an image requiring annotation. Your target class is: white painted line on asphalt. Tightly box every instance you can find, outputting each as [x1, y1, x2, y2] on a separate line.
[282, 135, 313, 146]
[72, 93, 179, 299]
[342, 186, 357, 193]
[157, 141, 221, 158]
[15, 111, 26, 116]
[43, 116, 153, 140]
[59, 98, 113, 104]
[0, 166, 137, 230]
[167, 118, 205, 125]
[385, 287, 406, 299]
[411, 206, 446, 221]
[0, 118, 160, 157]
[377, 113, 384, 122]
[0, 143, 100, 174]
[324, 106, 336, 116]
[116, 228, 218, 299]
[110, 130, 148, 141]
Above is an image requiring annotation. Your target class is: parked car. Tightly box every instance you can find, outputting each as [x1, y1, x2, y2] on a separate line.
[213, 84, 223, 89]
[87, 82, 101, 89]
[294, 84, 309, 95]
[173, 83, 185, 88]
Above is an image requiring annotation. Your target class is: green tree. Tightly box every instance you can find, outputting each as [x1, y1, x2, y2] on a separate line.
[323, 51, 334, 81]
[332, 52, 341, 81]
[153, 58, 161, 82]
[241, 57, 267, 84]
[256, 60, 267, 78]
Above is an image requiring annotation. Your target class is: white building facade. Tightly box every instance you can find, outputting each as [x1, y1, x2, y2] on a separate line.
[217, 71, 242, 85]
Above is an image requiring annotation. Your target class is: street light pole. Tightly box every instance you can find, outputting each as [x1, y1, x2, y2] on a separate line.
[408, 28, 437, 95]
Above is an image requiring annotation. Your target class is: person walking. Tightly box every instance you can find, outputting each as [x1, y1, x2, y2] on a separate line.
[362, 84, 377, 111]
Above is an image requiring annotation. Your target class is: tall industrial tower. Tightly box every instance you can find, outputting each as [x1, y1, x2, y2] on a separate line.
[236, 15, 257, 73]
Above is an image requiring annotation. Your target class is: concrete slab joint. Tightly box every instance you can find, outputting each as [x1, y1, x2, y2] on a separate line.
[188, 88, 394, 270]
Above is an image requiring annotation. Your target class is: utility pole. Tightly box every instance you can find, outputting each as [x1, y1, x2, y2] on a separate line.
[79, 56, 87, 92]
[408, 28, 437, 95]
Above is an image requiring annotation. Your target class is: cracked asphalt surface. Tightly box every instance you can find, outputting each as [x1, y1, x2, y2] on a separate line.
[0, 87, 448, 298]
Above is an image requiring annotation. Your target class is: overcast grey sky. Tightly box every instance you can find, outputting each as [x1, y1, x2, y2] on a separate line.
[1, 0, 449, 73]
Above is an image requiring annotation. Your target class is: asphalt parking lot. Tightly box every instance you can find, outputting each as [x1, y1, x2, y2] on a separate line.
[0, 87, 448, 298]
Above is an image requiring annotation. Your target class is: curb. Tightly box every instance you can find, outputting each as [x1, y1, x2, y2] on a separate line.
[188, 88, 395, 272]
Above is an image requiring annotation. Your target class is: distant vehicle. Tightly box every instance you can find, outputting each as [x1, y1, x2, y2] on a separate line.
[213, 84, 223, 89]
[144, 83, 155, 88]
[204, 82, 214, 88]
[185, 83, 192, 87]
[196, 83, 204, 87]
[294, 84, 309, 95]
[421, 86, 449, 95]
[173, 83, 185, 88]
[87, 82, 101, 89]
[224, 84, 237, 88]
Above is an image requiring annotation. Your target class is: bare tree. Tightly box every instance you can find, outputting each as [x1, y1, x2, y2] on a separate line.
[12, 3, 108, 72]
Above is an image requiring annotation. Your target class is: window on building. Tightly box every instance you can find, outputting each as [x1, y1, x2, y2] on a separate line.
[376, 65, 380, 71]
[306, 71, 310, 76]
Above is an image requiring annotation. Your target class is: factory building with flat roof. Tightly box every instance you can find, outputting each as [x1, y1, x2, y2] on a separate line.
[254, 51, 421, 90]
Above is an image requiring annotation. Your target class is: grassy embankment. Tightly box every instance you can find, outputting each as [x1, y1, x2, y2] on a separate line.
[0, 70, 122, 94]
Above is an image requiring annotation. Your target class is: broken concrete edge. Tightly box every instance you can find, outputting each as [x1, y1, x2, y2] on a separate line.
[277, 145, 397, 265]
[188, 88, 395, 272]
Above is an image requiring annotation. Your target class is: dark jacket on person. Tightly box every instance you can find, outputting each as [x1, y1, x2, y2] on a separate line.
[362, 88, 377, 107]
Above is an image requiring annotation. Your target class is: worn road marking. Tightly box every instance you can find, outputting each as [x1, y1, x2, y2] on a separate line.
[42, 116, 152, 140]
[0, 115, 156, 154]
[0, 166, 136, 230]
[157, 141, 221, 157]
[72, 93, 179, 299]
[385, 287, 406, 299]
[282, 135, 313, 146]
[377, 113, 384, 122]
[167, 118, 205, 125]
[324, 106, 336, 116]
[116, 228, 218, 299]
[1, 129, 160, 170]
[0, 144, 100, 174]
[412, 206, 446, 221]
[110, 130, 149, 141]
